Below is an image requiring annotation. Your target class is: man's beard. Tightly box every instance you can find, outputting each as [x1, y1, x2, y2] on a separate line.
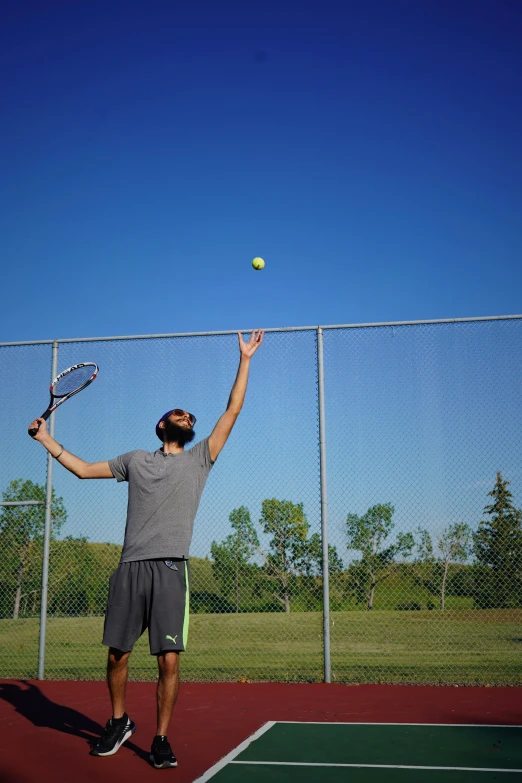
[162, 419, 195, 447]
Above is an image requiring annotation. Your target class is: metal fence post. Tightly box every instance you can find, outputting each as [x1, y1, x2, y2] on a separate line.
[317, 327, 331, 683]
[38, 340, 59, 680]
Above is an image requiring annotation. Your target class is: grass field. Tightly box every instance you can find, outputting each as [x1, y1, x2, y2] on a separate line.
[1, 609, 520, 685]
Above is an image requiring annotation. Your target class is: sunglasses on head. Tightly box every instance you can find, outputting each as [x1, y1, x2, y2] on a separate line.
[170, 409, 197, 426]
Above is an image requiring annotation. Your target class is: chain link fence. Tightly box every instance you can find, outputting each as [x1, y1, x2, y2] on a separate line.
[323, 319, 522, 685]
[1, 317, 521, 685]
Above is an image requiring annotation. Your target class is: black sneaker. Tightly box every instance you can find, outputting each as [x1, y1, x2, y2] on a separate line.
[90, 714, 136, 756]
[150, 735, 178, 769]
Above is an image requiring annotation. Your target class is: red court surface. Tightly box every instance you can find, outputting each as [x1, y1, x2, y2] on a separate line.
[0, 680, 520, 783]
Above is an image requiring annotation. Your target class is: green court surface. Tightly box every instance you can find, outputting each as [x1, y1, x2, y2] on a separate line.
[196, 722, 522, 782]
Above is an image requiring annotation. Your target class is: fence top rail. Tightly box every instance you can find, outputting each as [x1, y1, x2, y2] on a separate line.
[0, 501, 45, 506]
[0, 314, 521, 347]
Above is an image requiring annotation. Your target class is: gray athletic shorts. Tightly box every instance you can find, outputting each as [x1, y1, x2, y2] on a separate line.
[102, 558, 190, 655]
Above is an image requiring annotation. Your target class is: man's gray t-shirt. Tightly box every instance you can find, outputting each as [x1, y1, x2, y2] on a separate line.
[108, 438, 214, 562]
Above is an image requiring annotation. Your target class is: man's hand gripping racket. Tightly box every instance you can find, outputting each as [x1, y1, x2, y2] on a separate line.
[28, 363, 99, 438]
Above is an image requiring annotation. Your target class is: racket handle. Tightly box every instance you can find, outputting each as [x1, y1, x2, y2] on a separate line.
[28, 410, 51, 437]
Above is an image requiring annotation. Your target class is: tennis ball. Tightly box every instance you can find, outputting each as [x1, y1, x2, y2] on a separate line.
[252, 257, 265, 270]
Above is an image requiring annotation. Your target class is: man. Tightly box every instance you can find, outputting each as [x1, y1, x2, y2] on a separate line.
[28, 329, 264, 769]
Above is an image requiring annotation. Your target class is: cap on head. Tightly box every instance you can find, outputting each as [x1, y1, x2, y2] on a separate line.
[156, 410, 174, 441]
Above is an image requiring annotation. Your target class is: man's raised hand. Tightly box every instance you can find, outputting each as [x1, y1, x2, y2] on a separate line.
[28, 418, 47, 441]
[209, 330, 265, 461]
[238, 330, 264, 359]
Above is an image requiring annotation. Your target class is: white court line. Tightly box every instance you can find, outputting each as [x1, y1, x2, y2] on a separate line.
[193, 721, 522, 781]
[275, 721, 522, 727]
[192, 721, 276, 783]
[231, 761, 522, 773]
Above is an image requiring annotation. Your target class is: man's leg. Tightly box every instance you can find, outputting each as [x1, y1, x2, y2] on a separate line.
[108, 647, 131, 718]
[156, 651, 179, 735]
[148, 560, 188, 768]
[92, 561, 141, 757]
[90, 647, 135, 756]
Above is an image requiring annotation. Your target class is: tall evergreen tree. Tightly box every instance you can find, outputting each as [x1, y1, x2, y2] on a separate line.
[474, 473, 522, 608]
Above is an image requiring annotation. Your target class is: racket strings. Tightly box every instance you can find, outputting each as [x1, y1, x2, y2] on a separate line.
[53, 366, 95, 396]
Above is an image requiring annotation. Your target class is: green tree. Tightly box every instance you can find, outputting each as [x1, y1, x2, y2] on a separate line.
[296, 532, 345, 609]
[438, 523, 473, 610]
[259, 499, 309, 612]
[346, 503, 414, 610]
[211, 506, 259, 612]
[411, 527, 439, 600]
[474, 473, 522, 608]
[48, 536, 108, 616]
[0, 479, 66, 619]
[416, 523, 473, 610]
[301, 532, 344, 577]
[211, 500, 341, 613]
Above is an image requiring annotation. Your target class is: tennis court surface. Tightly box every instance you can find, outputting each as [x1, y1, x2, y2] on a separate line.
[196, 722, 522, 782]
[1, 681, 520, 782]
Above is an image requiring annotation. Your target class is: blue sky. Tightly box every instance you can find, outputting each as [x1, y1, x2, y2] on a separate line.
[1, 0, 521, 344]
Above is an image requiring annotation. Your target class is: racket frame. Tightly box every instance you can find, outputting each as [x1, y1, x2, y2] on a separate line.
[28, 362, 98, 435]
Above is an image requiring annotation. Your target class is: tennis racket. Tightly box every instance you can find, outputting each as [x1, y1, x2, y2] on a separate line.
[28, 362, 99, 437]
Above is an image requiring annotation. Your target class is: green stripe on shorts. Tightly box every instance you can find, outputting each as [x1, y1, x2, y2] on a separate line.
[183, 560, 190, 649]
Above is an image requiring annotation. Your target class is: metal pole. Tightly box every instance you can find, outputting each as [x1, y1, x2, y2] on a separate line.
[316, 327, 331, 683]
[38, 340, 59, 680]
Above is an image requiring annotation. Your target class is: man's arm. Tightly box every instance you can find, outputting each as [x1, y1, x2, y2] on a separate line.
[208, 330, 264, 462]
[28, 417, 114, 479]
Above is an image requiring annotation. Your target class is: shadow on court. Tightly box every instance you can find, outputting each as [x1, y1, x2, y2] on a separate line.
[0, 681, 151, 765]
[1, 681, 520, 783]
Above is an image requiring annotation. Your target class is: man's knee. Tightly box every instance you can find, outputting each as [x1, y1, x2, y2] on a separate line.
[108, 647, 131, 668]
[157, 651, 179, 675]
